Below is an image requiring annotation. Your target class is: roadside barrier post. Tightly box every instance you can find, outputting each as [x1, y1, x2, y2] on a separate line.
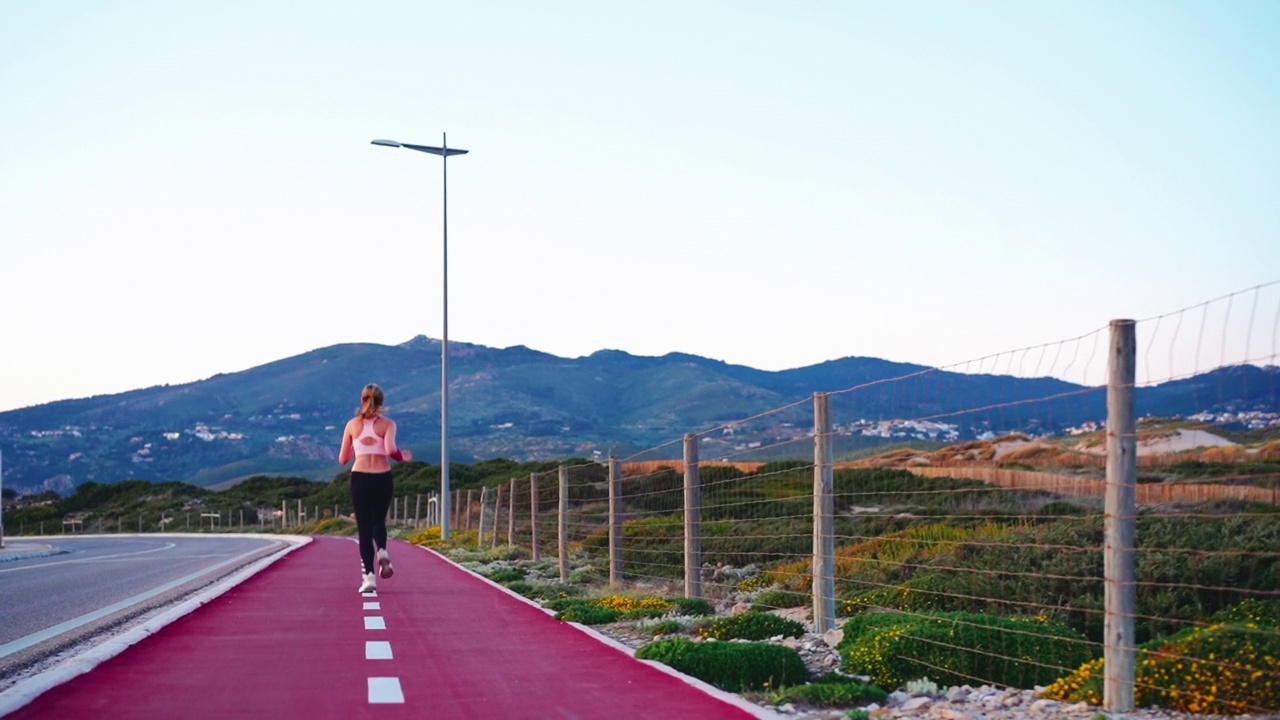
[683, 434, 702, 599]
[1104, 319, 1137, 713]
[812, 392, 836, 634]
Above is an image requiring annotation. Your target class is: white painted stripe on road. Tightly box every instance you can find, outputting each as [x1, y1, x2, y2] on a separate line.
[361, 591, 377, 597]
[368, 677, 404, 704]
[0, 543, 270, 659]
[364, 616, 386, 630]
[0, 543, 177, 575]
[365, 641, 393, 660]
[363, 602, 380, 610]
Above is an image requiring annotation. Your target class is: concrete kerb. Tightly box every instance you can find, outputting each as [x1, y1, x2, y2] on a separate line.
[0, 534, 312, 718]
[0, 543, 64, 564]
[412, 544, 785, 720]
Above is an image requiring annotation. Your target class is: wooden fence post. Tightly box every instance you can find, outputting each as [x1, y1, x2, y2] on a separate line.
[493, 484, 503, 548]
[558, 466, 569, 583]
[813, 392, 836, 634]
[507, 478, 516, 547]
[530, 473, 540, 561]
[684, 434, 702, 599]
[609, 457, 622, 587]
[478, 486, 490, 547]
[1104, 319, 1137, 713]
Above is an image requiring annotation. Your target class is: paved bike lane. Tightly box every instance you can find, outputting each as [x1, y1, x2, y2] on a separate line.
[4, 535, 771, 719]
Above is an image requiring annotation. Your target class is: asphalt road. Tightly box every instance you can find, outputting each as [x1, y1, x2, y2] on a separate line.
[0, 534, 288, 685]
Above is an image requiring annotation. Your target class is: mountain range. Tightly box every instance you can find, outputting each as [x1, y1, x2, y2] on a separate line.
[1, 336, 1275, 494]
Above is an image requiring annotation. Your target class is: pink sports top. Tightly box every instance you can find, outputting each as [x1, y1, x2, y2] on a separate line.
[352, 417, 387, 457]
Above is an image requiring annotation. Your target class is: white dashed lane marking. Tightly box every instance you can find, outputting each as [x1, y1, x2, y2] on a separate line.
[368, 677, 405, 704]
[360, 550, 400, 706]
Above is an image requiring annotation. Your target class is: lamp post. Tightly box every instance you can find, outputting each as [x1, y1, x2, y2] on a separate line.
[372, 134, 469, 540]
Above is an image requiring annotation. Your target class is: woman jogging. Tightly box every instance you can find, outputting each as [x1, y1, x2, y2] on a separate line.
[338, 383, 411, 593]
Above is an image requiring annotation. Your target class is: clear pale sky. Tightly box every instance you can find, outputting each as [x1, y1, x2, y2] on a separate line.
[2, 1, 1278, 413]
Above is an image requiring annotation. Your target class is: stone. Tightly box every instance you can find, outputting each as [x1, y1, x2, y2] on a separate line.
[899, 696, 932, 713]
[887, 691, 911, 706]
[945, 687, 969, 702]
[823, 627, 844, 647]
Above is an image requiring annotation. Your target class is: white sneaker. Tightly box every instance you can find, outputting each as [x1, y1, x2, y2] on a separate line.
[378, 549, 394, 580]
[358, 572, 377, 593]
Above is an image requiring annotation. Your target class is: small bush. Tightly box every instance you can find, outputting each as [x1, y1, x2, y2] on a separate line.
[569, 567, 604, 584]
[482, 567, 526, 583]
[668, 597, 715, 617]
[503, 580, 536, 597]
[771, 674, 888, 707]
[754, 589, 810, 610]
[702, 611, 805, 641]
[1042, 612, 1280, 715]
[543, 597, 595, 614]
[839, 612, 1093, 690]
[636, 637, 808, 692]
[643, 619, 688, 636]
[556, 605, 621, 625]
[597, 595, 676, 614]
[521, 583, 580, 602]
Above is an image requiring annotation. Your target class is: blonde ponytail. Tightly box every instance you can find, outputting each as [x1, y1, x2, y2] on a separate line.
[356, 383, 385, 419]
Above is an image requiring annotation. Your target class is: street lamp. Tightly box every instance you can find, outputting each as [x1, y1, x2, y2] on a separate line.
[372, 134, 469, 541]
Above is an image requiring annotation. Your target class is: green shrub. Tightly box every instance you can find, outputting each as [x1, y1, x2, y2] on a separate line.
[521, 583, 580, 602]
[1043, 605, 1280, 715]
[543, 597, 596, 613]
[644, 619, 687, 636]
[636, 637, 808, 692]
[483, 567, 526, 583]
[668, 597, 715, 617]
[556, 604, 621, 625]
[838, 612, 1093, 690]
[621, 607, 672, 620]
[701, 611, 805, 641]
[771, 674, 888, 707]
[754, 589, 810, 610]
[502, 580, 534, 596]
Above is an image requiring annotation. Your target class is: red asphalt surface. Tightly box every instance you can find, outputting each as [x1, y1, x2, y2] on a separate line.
[8, 535, 761, 719]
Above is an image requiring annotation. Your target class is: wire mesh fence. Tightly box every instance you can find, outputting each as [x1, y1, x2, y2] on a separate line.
[430, 281, 1279, 714]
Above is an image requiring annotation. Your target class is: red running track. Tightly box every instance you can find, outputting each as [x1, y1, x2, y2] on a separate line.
[7, 535, 765, 719]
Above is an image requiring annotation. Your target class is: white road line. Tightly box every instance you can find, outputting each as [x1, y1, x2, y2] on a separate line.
[363, 602, 380, 610]
[0, 543, 269, 659]
[0, 543, 178, 575]
[365, 641, 393, 660]
[361, 591, 377, 598]
[367, 677, 404, 704]
[364, 616, 386, 630]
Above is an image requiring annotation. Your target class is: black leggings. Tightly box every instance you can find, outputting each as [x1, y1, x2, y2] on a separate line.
[351, 471, 394, 574]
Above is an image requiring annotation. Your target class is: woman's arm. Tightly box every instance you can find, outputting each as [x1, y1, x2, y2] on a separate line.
[338, 420, 355, 464]
[385, 420, 412, 462]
